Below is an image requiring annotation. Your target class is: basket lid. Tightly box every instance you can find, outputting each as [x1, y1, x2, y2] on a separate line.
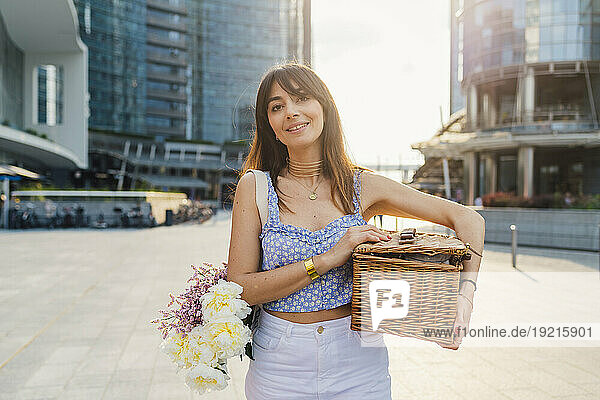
[354, 231, 467, 256]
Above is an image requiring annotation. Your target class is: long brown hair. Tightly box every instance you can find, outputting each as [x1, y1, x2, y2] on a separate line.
[241, 62, 366, 215]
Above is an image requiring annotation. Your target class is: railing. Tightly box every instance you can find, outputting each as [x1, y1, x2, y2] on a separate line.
[146, 33, 187, 49]
[146, 51, 187, 66]
[147, 71, 187, 84]
[146, 125, 186, 136]
[146, 15, 188, 32]
[146, 0, 188, 15]
[146, 89, 187, 102]
[146, 107, 186, 118]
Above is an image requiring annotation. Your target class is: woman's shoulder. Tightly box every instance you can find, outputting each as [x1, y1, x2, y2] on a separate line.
[236, 171, 257, 197]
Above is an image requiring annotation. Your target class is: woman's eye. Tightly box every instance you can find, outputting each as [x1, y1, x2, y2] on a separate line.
[271, 104, 282, 112]
[299, 96, 309, 101]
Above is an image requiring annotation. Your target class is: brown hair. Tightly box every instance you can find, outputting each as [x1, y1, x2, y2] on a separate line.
[241, 62, 367, 215]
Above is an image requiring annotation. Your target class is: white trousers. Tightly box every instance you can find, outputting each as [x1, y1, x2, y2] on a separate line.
[245, 309, 392, 400]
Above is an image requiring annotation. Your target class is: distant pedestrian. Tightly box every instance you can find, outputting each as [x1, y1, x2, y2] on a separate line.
[564, 192, 574, 206]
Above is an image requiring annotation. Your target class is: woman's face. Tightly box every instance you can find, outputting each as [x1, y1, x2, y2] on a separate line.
[266, 81, 324, 149]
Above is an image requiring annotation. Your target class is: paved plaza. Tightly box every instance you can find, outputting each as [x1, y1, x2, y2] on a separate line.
[0, 212, 599, 399]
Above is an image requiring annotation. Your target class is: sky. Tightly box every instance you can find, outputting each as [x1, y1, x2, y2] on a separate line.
[312, 0, 451, 166]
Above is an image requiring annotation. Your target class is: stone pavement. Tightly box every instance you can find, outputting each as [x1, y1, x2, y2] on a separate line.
[0, 212, 599, 399]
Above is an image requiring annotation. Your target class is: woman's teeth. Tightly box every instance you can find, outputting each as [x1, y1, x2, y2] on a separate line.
[287, 122, 308, 132]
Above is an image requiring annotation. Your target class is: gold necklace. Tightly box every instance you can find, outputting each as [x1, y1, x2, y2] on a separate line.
[288, 158, 323, 177]
[288, 171, 324, 200]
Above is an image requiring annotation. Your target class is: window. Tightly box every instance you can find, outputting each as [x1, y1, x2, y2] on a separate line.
[37, 65, 64, 126]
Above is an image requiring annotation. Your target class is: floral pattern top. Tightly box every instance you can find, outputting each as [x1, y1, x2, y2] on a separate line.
[259, 169, 367, 312]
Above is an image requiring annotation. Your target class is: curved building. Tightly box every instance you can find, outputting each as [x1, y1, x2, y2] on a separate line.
[416, 0, 600, 204]
[0, 0, 88, 179]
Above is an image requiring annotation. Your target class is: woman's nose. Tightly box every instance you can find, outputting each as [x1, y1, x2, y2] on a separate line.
[286, 109, 300, 119]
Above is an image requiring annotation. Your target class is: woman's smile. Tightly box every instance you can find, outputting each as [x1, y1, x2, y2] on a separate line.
[286, 121, 310, 133]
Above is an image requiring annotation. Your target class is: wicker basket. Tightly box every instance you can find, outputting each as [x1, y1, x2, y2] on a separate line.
[351, 230, 470, 346]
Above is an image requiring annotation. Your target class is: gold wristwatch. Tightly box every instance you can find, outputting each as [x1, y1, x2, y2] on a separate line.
[304, 257, 320, 281]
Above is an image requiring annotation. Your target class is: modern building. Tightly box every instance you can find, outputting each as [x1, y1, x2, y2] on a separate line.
[73, 0, 311, 202]
[414, 0, 600, 205]
[191, 0, 311, 144]
[0, 0, 88, 183]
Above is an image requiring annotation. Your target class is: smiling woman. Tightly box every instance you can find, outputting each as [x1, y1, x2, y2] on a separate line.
[226, 62, 484, 399]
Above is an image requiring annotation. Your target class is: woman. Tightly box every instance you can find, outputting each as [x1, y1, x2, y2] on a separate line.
[227, 63, 485, 399]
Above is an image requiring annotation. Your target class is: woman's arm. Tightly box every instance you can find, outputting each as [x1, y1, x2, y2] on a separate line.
[226, 173, 331, 306]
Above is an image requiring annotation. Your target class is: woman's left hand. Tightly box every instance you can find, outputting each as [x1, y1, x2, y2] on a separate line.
[437, 293, 473, 350]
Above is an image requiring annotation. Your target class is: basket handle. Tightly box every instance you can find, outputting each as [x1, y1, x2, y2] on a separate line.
[399, 228, 416, 243]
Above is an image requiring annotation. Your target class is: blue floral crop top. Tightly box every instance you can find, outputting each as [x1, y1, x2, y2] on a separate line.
[259, 169, 367, 312]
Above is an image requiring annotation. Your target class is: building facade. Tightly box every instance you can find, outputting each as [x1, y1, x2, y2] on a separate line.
[415, 0, 600, 205]
[73, 0, 311, 201]
[191, 0, 311, 143]
[0, 0, 88, 183]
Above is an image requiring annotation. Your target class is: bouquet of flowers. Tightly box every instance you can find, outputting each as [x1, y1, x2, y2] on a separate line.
[151, 262, 254, 395]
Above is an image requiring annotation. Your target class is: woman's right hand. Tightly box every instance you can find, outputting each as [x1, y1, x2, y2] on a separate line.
[317, 225, 391, 272]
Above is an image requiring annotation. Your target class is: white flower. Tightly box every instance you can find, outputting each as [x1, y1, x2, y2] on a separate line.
[200, 280, 251, 321]
[186, 326, 218, 367]
[202, 314, 251, 360]
[184, 363, 229, 394]
[207, 279, 243, 298]
[159, 332, 193, 370]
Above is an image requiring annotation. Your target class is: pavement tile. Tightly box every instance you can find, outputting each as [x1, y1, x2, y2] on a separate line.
[471, 365, 531, 390]
[577, 382, 600, 394]
[503, 387, 556, 400]
[532, 360, 600, 384]
[14, 385, 64, 400]
[57, 387, 104, 400]
[102, 381, 150, 399]
[151, 366, 184, 384]
[391, 369, 453, 394]
[44, 346, 91, 365]
[64, 372, 112, 389]
[24, 363, 78, 388]
[115, 333, 157, 370]
[146, 381, 193, 400]
[445, 377, 510, 400]
[110, 368, 153, 384]
[566, 357, 600, 379]
[519, 369, 587, 397]
[75, 355, 119, 376]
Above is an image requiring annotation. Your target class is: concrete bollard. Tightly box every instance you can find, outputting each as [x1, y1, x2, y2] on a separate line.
[510, 224, 517, 269]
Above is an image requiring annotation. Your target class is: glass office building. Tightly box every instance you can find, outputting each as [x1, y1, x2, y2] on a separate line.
[462, 0, 600, 131]
[75, 0, 309, 143]
[191, 0, 310, 143]
[73, 0, 147, 134]
[74, 0, 310, 199]
[416, 0, 600, 204]
[0, 12, 24, 130]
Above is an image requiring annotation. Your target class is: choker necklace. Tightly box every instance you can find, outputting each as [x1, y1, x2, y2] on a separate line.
[287, 159, 324, 200]
[288, 158, 323, 177]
